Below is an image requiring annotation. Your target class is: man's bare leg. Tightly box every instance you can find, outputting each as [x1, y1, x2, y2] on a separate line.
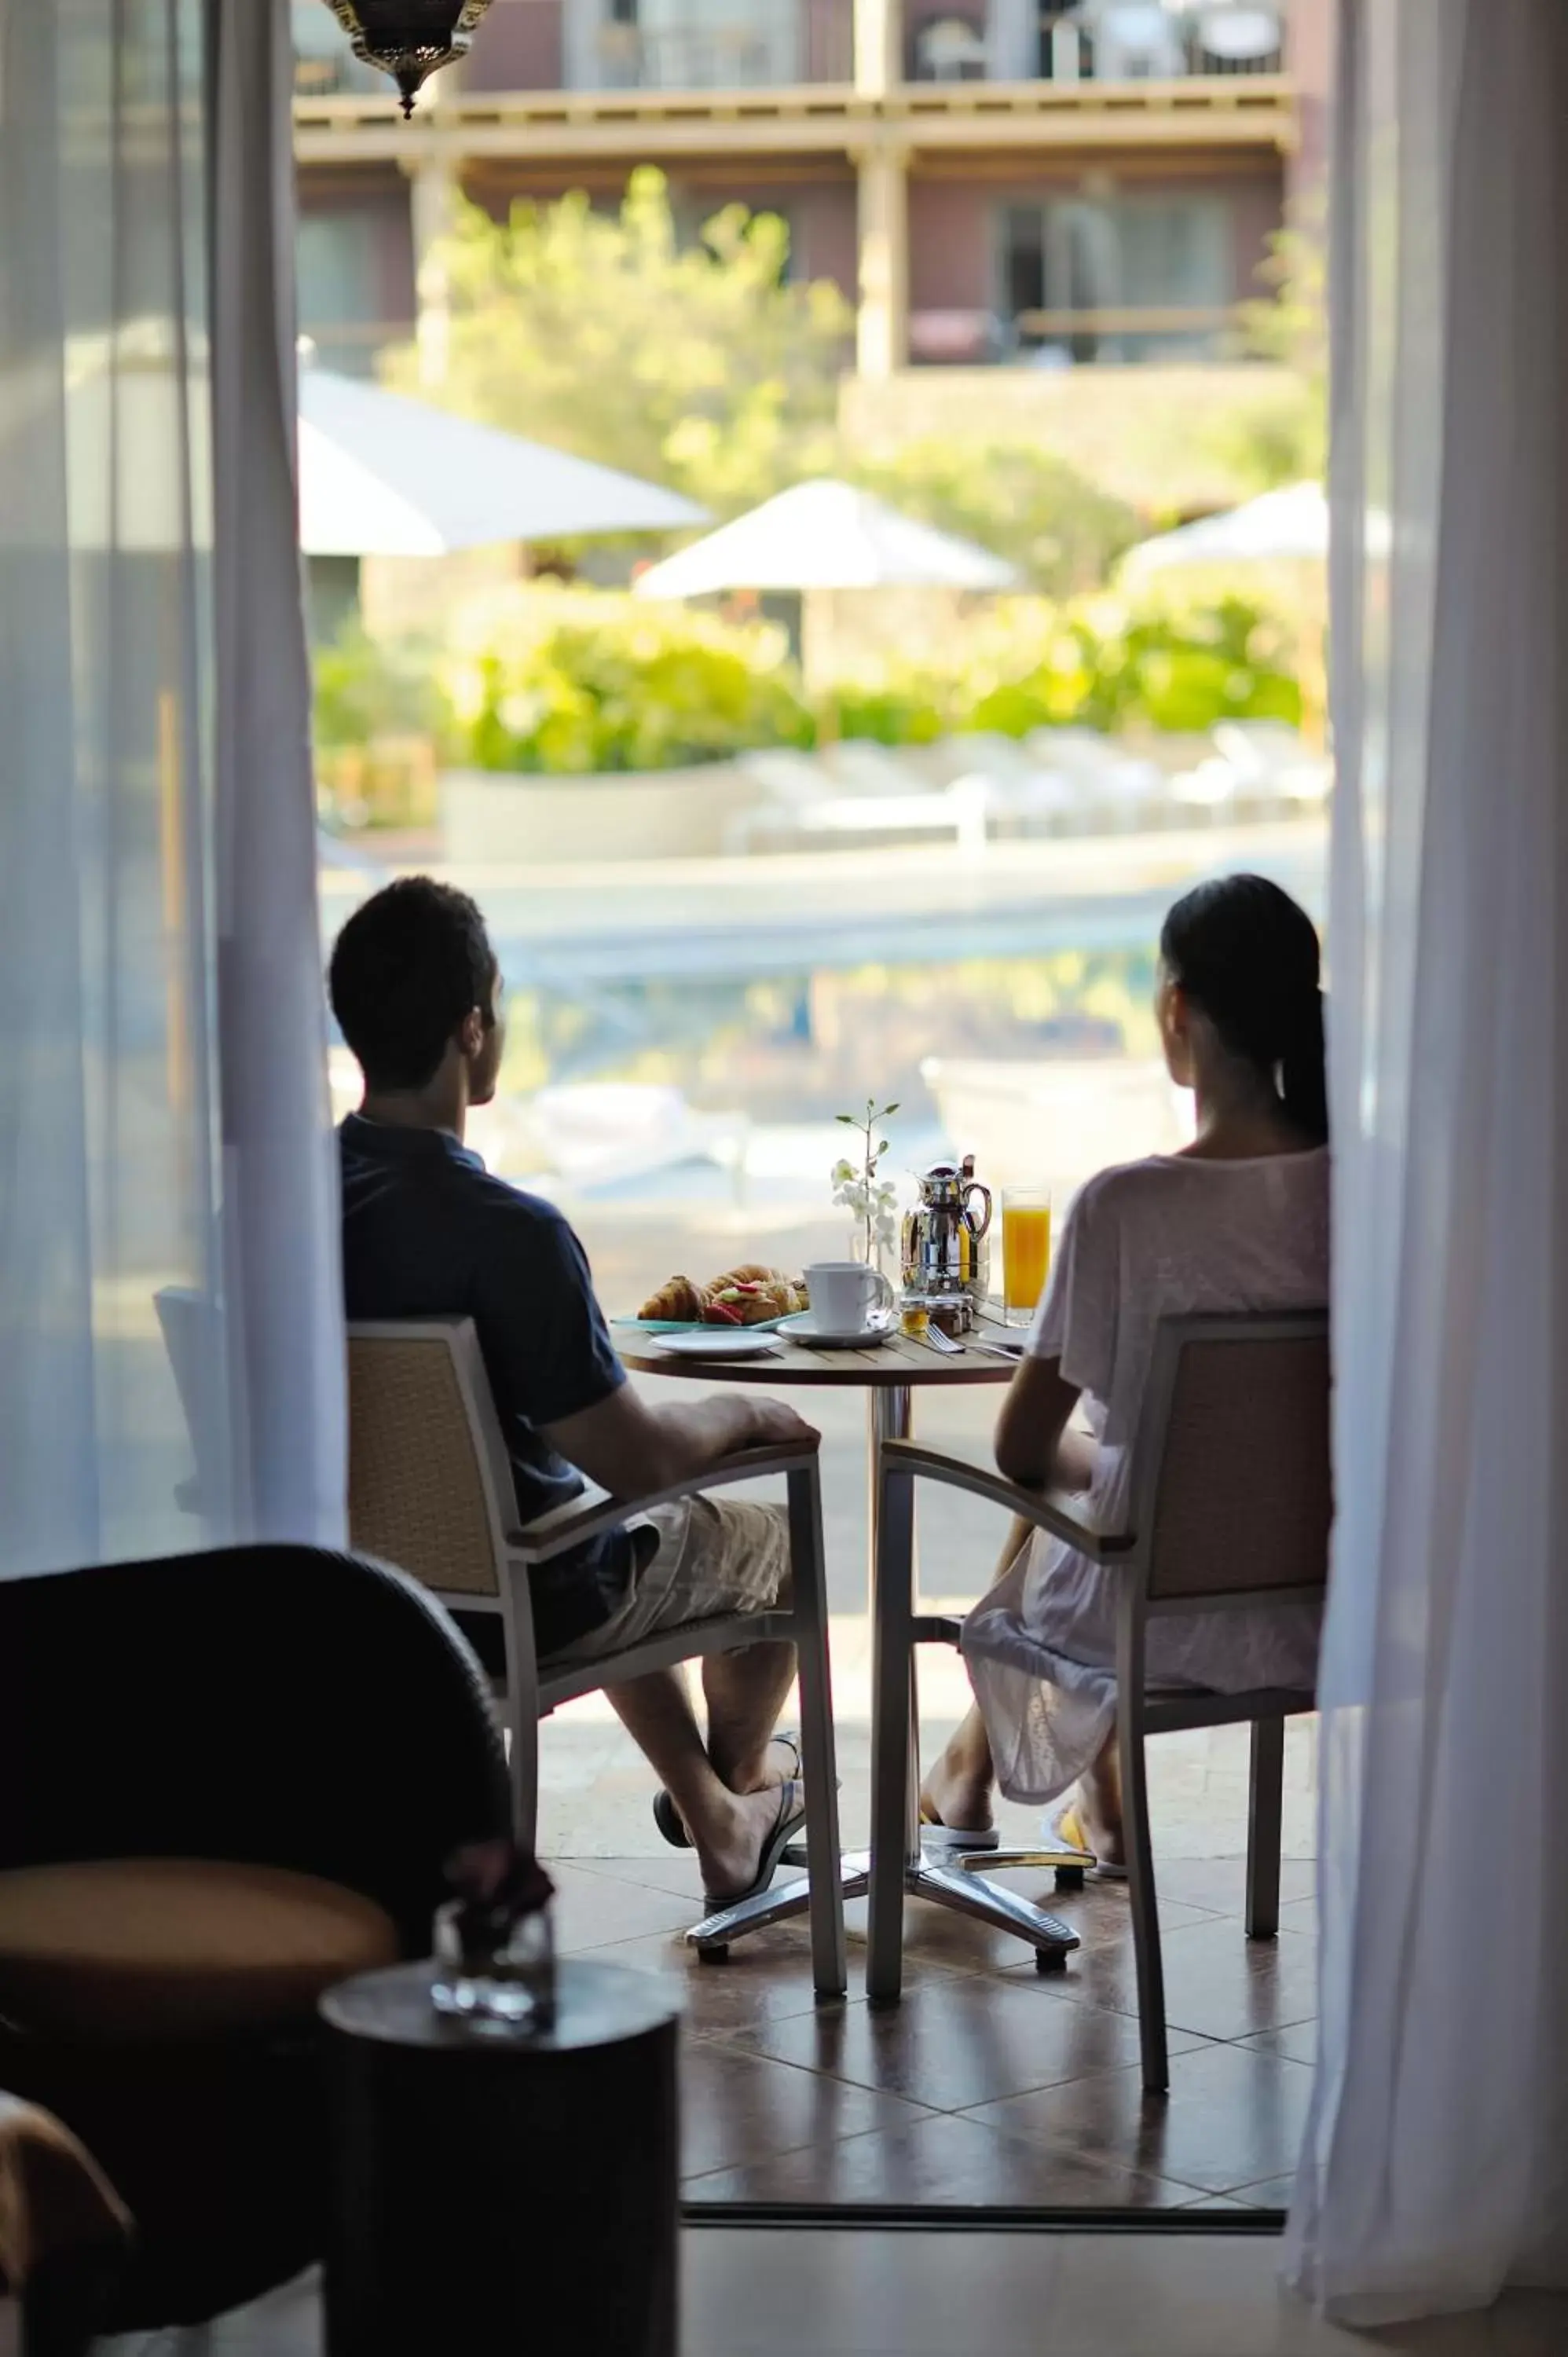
[603, 1665, 793, 1900]
[702, 1629, 797, 1794]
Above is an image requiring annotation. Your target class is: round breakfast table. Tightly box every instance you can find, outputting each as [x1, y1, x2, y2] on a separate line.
[619, 1318, 1082, 1975]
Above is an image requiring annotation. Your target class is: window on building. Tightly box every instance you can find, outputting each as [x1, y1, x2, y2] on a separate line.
[292, 0, 383, 96]
[1000, 190, 1234, 363]
[297, 209, 394, 378]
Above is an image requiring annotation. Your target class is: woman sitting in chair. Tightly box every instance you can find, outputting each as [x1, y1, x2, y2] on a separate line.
[921, 873, 1330, 1868]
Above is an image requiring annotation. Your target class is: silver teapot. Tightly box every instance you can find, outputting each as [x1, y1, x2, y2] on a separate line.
[901, 1155, 993, 1302]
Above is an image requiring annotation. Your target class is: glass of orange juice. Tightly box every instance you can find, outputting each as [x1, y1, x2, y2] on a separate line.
[1002, 1187, 1052, 1327]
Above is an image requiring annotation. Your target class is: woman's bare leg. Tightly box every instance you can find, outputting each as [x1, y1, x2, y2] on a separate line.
[919, 1513, 1037, 1830]
[1076, 1726, 1127, 1866]
[920, 1703, 996, 1831]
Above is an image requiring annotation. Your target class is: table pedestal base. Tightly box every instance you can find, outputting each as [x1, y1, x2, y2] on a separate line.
[684, 1842, 1078, 1970]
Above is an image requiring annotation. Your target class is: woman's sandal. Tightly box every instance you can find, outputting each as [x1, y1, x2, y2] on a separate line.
[702, 1780, 808, 1913]
[652, 1732, 803, 1852]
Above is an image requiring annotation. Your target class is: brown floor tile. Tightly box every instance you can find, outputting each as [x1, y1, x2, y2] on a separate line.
[1032, 1876, 1216, 1952]
[966, 2039, 1317, 2195]
[727, 1971, 1212, 2113]
[1146, 1857, 1317, 1916]
[998, 1912, 1319, 2044]
[570, 1922, 967, 2039]
[1238, 2022, 1319, 2068]
[679, 2040, 931, 2181]
[839, 1891, 1020, 1976]
[685, 2110, 1201, 2207]
[547, 1860, 704, 1951]
[837, 1883, 1156, 1978]
[566, 1849, 709, 1901]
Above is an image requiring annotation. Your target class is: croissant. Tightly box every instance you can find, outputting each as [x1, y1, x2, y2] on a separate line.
[638, 1274, 708, 1322]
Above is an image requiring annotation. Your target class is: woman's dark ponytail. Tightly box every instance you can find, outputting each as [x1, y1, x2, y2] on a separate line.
[1160, 874, 1328, 1146]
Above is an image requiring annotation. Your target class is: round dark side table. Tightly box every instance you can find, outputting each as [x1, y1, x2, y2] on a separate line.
[321, 1958, 682, 2357]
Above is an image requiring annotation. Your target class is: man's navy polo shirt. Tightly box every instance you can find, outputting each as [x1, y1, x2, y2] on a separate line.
[339, 1113, 633, 1656]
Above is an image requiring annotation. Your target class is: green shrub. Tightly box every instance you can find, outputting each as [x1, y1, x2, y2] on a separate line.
[1089, 595, 1303, 733]
[441, 585, 815, 772]
[430, 581, 1301, 774]
[312, 623, 450, 750]
[819, 678, 950, 746]
[826, 590, 1301, 746]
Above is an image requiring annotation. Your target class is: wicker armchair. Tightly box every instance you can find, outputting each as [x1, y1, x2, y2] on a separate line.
[868, 1311, 1329, 2091]
[347, 1318, 846, 1995]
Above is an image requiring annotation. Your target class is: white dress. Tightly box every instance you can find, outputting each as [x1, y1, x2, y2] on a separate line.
[962, 1148, 1331, 1805]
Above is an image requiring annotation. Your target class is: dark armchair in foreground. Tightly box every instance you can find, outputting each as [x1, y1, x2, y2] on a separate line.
[0, 1544, 510, 2332]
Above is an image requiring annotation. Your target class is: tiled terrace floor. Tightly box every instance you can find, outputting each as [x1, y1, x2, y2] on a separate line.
[544, 1684, 1320, 2211]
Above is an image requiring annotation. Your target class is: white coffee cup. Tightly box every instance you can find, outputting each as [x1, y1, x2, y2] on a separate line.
[804, 1261, 895, 1332]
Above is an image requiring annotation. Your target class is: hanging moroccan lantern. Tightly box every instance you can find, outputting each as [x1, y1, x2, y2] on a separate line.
[318, 2, 494, 118]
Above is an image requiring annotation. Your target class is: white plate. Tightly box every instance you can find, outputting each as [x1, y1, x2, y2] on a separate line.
[653, 1328, 781, 1361]
[777, 1310, 896, 1351]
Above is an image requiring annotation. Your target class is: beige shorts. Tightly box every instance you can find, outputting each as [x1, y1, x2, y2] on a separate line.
[548, 1494, 790, 1666]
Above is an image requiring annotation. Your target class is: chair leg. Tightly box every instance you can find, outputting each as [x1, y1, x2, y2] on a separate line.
[504, 1568, 543, 1854]
[866, 1464, 916, 2004]
[1113, 1604, 1168, 2095]
[1246, 1716, 1285, 1941]
[1121, 1721, 1167, 2094]
[787, 1460, 847, 1999]
[508, 1699, 540, 1857]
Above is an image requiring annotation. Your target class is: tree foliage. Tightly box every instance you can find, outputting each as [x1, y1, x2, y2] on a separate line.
[844, 438, 1141, 599]
[1211, 199, 1328, 492]
[383, 167, 850, 515]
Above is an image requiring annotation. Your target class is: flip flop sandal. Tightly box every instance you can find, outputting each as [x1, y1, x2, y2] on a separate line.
[1047, 1801, 1127, 1880]
[702, 1780, 808, 1913]
[652, 1732, 804, 1852]
[918, 1805, 999, 1855]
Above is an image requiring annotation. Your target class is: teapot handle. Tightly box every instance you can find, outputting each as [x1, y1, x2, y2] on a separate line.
[962, 1180, 993, 1238]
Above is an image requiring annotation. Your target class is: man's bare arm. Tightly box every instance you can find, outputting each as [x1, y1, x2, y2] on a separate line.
[543, 1383, 818, 1501]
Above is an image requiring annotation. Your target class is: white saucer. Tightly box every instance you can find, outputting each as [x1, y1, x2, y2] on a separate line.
[778, 1310, 896, 1351]
[654, 1328, 781, 1361]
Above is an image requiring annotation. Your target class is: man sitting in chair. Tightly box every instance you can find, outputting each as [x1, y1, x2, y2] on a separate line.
[329, 878, 815, 1908]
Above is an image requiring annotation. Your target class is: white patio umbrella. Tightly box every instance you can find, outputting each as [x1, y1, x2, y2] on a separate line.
[1119, 480, 1390, 583]
[630, 478, 1018, 597]
[298, 368, 708, 557]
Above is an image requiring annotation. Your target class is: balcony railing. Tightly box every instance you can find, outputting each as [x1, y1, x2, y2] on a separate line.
[908, 4, 1284, 86]
[562, 5, 854, 94]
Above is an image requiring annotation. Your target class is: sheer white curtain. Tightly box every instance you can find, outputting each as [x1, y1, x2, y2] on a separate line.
[1287, 0, 1568, 2322]
[0, 0, 343, 1577]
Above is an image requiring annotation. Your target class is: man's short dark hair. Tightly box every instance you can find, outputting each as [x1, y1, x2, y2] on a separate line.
[329, 877, 496, 1093]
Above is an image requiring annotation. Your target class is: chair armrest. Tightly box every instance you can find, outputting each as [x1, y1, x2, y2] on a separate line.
[509, 1439, 821, 1567]
[880, 1437, 1134, 1560]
